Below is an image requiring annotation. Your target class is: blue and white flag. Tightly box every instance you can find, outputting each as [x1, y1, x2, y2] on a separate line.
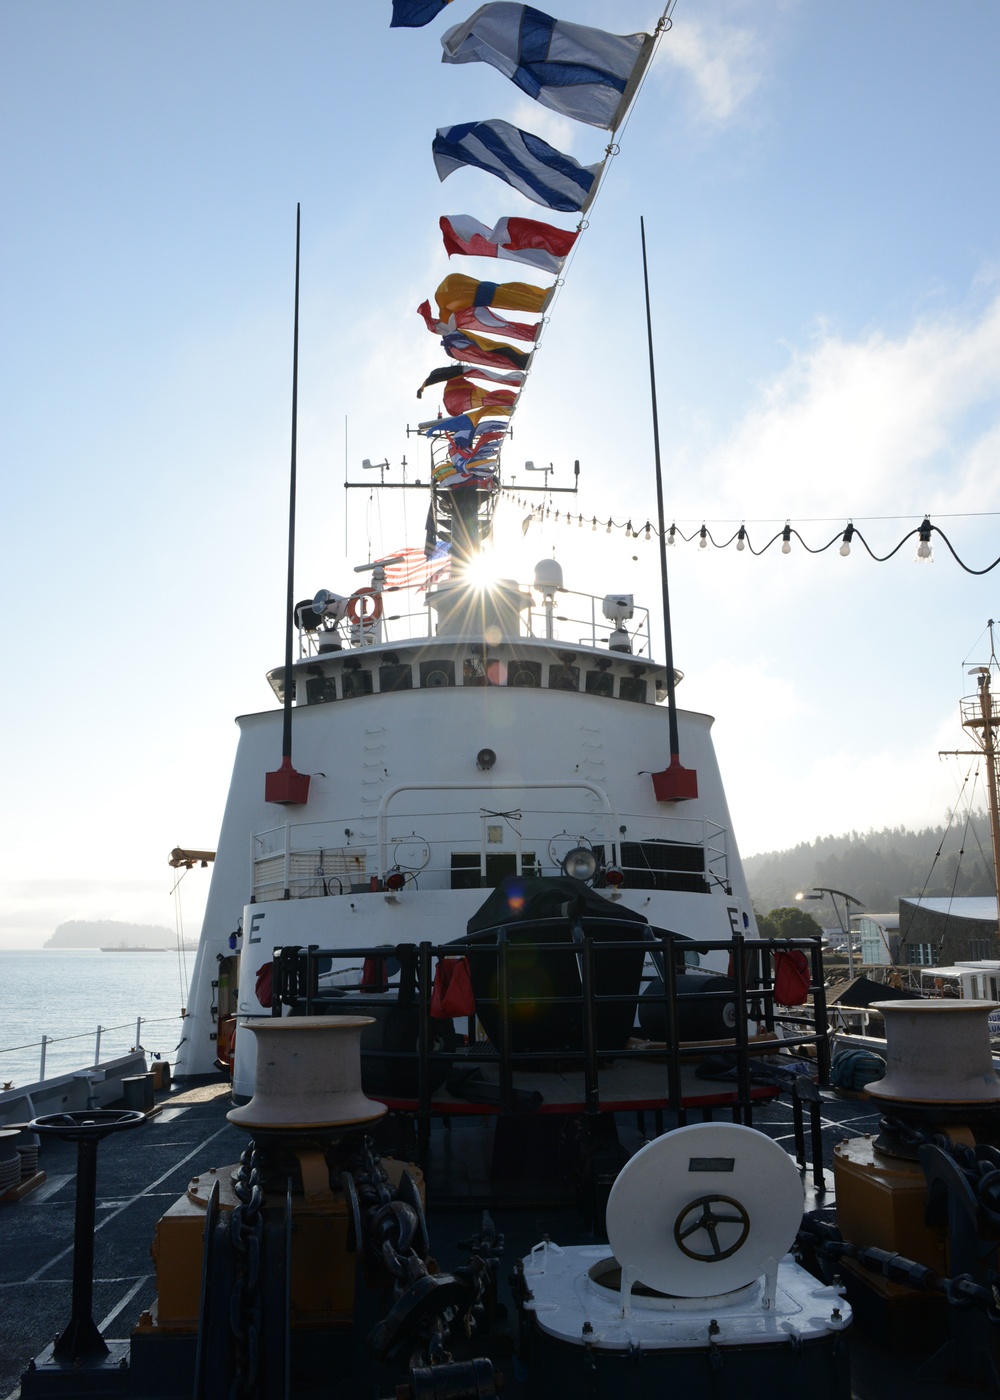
[390, 0, 454, 28]
[419, 412, 478, 444]
[433, 118, 601, 212]
[441, 5, 652, 130]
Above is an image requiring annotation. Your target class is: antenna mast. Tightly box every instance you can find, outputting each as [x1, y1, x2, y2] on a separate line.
[640, 217, 697, 803]
[265, 203, 311, 806]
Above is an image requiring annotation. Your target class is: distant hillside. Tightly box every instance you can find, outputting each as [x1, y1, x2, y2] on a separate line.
[744, 815, 996, 923]
[45, 919, 176, 949]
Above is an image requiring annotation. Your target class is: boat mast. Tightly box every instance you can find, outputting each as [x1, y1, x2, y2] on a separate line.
[265, 203, 310, 807]
[961, 620, 1000, 902]
[640, 217, 697, 804]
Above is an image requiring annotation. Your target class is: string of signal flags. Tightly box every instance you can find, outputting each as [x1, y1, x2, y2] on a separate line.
[501, 494, 1000, 575]
[392, 1, 676, 491]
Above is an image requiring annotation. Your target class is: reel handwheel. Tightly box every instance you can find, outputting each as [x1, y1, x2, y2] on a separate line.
[673, 1194, 751, 1262]
[605, 1122, 804, 1297]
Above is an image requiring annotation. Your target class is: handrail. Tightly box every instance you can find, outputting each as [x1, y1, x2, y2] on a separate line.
[376, 780, 615, 879]
[268, 930, 829, 1164]
[0, 1014, 185, 1085]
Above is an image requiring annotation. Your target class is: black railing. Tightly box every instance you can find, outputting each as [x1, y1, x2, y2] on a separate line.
[268, 929, 829, 1159]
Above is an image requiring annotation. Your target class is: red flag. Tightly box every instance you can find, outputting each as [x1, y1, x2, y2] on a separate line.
[418, 298, 539, 343]
[417, 363, 525, 398]
[440, 214, 579, 273]
[443, 376, 518, 415]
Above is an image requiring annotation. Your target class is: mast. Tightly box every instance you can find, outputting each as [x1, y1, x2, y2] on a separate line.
[961, 633, 1000, 902]
[265, 204, 310, 807]
[640, 217, 697, 804]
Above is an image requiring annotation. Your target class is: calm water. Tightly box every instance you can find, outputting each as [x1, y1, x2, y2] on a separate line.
[0, 948, 193, 1088]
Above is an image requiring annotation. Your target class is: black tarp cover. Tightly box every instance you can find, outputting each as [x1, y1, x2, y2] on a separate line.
[465, 875, 650, 935]
[828, 974, 922, 1008]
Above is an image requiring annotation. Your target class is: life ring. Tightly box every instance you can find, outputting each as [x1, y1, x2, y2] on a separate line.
[347, 588, 383, 625]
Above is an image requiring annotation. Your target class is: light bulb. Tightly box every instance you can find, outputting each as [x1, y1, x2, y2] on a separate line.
[667, 525, 676, 546]
[591, 517, 597, 532]
[606, 519, 612, 534]
[699, 526, 708, 550]
[736, 526, 746, 553]
[839, 541, 851, 557]
[840, 523, 854, 557]
[781, 524, 792, 555]
[915, 517, 933, 562]
[644, 523, 651, 541]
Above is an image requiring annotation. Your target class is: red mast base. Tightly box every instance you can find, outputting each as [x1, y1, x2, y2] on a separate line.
[265, 758, 311, 805]
[651, 758, 698, 803]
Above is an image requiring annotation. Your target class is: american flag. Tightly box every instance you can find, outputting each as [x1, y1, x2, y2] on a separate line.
[376, 543, 451, 591]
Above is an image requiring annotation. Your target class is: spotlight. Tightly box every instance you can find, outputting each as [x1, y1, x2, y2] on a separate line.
[561, 847, 598, 882]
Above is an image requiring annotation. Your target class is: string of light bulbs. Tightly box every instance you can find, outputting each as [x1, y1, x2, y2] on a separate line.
[501, 491, 1000, 574]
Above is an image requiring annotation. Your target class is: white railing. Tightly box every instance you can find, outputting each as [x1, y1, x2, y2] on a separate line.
[251, 809, 730, 901]
[0, 1014, 184, 1089]
[297, 586, 655, 659]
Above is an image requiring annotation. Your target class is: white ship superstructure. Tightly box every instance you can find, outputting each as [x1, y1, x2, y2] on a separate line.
[175, 557, 758, 1082]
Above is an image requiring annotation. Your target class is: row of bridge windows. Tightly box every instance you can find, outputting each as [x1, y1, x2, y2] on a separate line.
[302, 659, 650, 705]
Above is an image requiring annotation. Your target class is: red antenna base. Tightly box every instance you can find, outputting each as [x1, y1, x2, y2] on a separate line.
[265, 758, 311, 806]
[651, 757, 698, 803]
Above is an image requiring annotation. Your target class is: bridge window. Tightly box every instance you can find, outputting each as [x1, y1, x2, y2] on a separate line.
[507, 660, 542, 688]
[450, 852, 539, 889]
[420, 659, 455, 688]
[305, 672, 337, 704]
[548, 661, 580, 692]
[341, 668, 373, 699]
[379, 662, 412, 692]
[585, 668, 615, 697]
[619, 675, 647, 703]
[596, 840, 708, 893]
[464, 657, 500, 686]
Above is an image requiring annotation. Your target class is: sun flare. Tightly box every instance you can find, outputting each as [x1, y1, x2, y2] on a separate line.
[461, 551, 505, 589]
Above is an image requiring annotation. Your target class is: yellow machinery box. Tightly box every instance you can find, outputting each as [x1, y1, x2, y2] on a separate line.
[833, 1135, 946, 1274]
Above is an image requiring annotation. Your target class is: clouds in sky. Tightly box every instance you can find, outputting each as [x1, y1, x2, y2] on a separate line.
[655, 5, 775, 127]
[670, 291, 1000, 525]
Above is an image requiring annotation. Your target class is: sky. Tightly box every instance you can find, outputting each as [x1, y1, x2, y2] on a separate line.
[2, 0, 1000, 948]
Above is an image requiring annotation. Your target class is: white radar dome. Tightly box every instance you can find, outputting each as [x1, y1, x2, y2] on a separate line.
[533, 559, 563, 595]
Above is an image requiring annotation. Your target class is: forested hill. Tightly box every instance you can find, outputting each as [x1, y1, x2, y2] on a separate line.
[45, 919, 176, 949]
[744, 815, 996, 921]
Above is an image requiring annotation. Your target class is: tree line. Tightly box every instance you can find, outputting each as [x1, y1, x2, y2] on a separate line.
[744, 813, 996, 925]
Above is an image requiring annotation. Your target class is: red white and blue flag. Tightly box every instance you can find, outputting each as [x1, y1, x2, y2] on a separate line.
[442, 327, 532, 370]
[376, 543, 452, 589]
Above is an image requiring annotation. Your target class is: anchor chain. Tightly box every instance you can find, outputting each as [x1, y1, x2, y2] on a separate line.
[228, 1144, 264, 1400]
[879, 1115, 1000, 1231]
[350, 1139, 502, 1396]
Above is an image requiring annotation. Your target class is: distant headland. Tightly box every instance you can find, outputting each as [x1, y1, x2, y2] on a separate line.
[44, 919, 178, 950]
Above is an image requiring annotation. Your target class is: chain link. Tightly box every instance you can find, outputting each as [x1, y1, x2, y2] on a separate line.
[228, 1144, 264, 1400]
